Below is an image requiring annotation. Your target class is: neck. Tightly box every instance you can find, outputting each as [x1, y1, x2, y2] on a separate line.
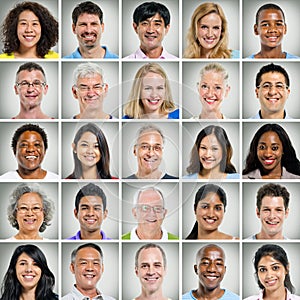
[140, 45, 163, 58]
[78, 108, 108, 119]
[136, 227, 163, 240]
[198, 226, 221, 240]
[256, 45, 285, 58]
[81, 166, 99, 179]
[260, 109, 285, 119]
[15, 46, 39, 58]
[136, 288, 166, 300]
[20, 288, 36, 300]
[200, 47, 212, 58]
[75, 284, 99, 299]
[80, 229, 102, 240]
[141, 109, 167, 119]
[256, 230, 284, 240]
[15, 231, 42, 240]
[263, 285, 286, 300]
[136, 169, 162, 179]
[79, 44, 105, 58]
[199, 168, 226, 179]
[17, 167, 46, 179]
[14, 106, 50, 119]
[260, 165, 282, 179]
[193, 285, 224, 300]
[199, 110, 223, 119]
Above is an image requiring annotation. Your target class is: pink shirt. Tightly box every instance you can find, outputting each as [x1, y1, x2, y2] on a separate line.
[124, 47, 177, 59]
[244, 289, 300, 300]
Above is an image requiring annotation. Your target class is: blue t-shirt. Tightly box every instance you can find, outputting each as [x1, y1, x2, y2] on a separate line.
[246, 52, 299, 59]
[230, 49, 240, 58]
[123, 108, 179, 119]
[183, 173, 240, 179]
[63, 46, 118, 58]
[182, 289, 239, 300]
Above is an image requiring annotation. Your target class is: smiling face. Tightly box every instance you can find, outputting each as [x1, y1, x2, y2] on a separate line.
[199, 134, 223, 172]
[257, 255, 287, 294]
[71, 247, 103, 296]
[16, 252, 42, 292]
[72, 13, 104, 50]
[254, 9, 286, 50]
[16, 130, 45, 173]
[135, 247, 166, 295]
[198, 71, 229, 114]
[197, 13, 222, 53]
[257, 196, 288, 239]
[194, 245, 226, 291]
[17, 10, 41, 52]
[257, 131, 283, 175]
[195, 192, 224, 233]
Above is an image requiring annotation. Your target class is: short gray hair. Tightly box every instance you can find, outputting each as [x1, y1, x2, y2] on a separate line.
[136, 124, 165, 144]
[7, 183, 55, 232]
[133, 186, 165, 207]
[135, 243, 167, 268]
[73, 62, 104, 86]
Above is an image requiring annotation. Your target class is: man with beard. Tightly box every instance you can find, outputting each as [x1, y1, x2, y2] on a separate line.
[64, 1, 118, 59]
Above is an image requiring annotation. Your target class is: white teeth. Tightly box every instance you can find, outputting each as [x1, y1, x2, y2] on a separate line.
[25, 156, 37, 160]
[205, 219, 216, 224]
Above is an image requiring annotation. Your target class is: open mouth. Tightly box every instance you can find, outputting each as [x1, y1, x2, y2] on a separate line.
[84, 218, 97, 224]
[23, 35, 36, 42]
[25, 155, 38, 160]
[203, 218, 217, 224]
[203, 37, 216, 44]
[266, 220, 279, 225]
[146, 99, 160, 105]
[84, 274, 96, 279]
[84, 155, 96, 161]
[262, 159, 275, 165]
[204, 274, 219, 281]
[24, 218, 36, 224]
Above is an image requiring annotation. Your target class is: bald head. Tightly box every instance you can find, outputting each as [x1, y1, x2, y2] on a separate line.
[196, 244, 225, 265]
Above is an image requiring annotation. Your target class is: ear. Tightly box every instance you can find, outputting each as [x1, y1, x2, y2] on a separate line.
[135, 266, 138, 276]
[162, 209, 167, 219]
[101, 23, 105, 33]
[224, 85, 230, 98]
[72, 23, 76, 34]
[194, 265, 198, 274]
[132, 207, 137, 219]
[254, 24, 259, 35]
[284, 23, 287, 35]
[164, 24, 170, 35]
[133, 22, 138, 34]
[70, 263, 75, 274]
[256, 207, 260, 218]
[72, 85, 79, 100]
[255, 87, 259, 99]
[14, 85, 19, 95]
[103, 209, 108, 220]
[133, 145, 137, 156]
[43, 84, 49, 96]
[285, 208, 289, 218]
[74, 208, 78, 219]
[72, 143, 76, 153]
[103, 83, 109, 98]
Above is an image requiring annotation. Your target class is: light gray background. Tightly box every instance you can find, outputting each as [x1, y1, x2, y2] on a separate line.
[61, 61, 119, 119]
[242, 182, 300, 239]
[61, 242, 119, 299]
[182, 242, 240, 296]
[242, 61, 300, 119]
[122, 0, 179, 58]
[61, 182, 119, 239]
[121, 121, 179, 178]
[182, 61, 240, 119]
[121, 182, 179, 238]
[61, 0, 119, 57]
[0, 0, 59, 55]
[182, 182, 240, 239]
[243, 0, 300, 58]
[242, 122, 300, 168]
[0, 62, 59, 119]
[182, 122, 240, 176]
[122, 242, 179, 300]
[61, 121, 119, 179]
[0, 122, 58, 176]
[0, 242, 59, 294]
[243, 242, 300, 298]
[0, 182, 58, 240]
[121, 61, 179, 116]
[182, 0, 240, 56]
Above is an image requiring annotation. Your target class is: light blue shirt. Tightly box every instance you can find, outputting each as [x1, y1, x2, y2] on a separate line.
[183, 289, 239, 300]
[183, 173, 240, 179]
[231, 49, 240, 58]
[124, 47, 177, 59]
[64, 46, 118, 59]
[250, 110, 293, 119]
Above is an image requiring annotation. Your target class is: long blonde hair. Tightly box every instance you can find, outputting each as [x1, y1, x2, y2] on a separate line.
[184, 2, 231, 58]
[123, 63, 175, 118]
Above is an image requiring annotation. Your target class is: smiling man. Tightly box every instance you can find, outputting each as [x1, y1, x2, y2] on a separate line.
[64, 1, 118, 59]
[182, 244, 239, 300]
[247, 183, 290, 240]
[67, 183, 111, 240]
[62, 243, 115, 300]
[250, 63, 292, 119]
[125, 2, 177, 59]
[122, 187, 178, 240]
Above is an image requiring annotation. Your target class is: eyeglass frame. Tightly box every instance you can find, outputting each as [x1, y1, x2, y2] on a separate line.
[135, 143, 164, 152]
[257, 82, 289, 91]
[74, 83, 107, 92]
[135, 204, 165, 214]
[16, 81, 47, 89]
[16, 205, 44, 214]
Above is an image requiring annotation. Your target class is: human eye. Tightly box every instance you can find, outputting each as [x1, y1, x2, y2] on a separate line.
[19, 21, 27, 26]
[201, 260, 209, 265]
[140, 144, 150, 151]
[19, 142, 28, 148]
[258, 267, 266, 272]
[79, 85, 88, 91]
[272, 265, 280, 271]
[141, 205, 150, 212]
[262, 208, 270, 212]
[258, 144, 266, 150]
[34, 142, 42, 148]
[18, 206, 28, 213]
[275, 83, 285, 90]
[213, 26, 221, 30]
[153, 206, 164, 213]
[212, 147, 219, 151]
[94, 143, 99, 148]
[200, 25, 208, 30]
[33, 206, 42, 213]
[200, 145, 207, 150]
[271, 145, 279, 151]
[215, 86, 222, 91]
[33, 80, 42, 87]
[80, 142, 89, 147]
[94, 205, 103, 211]
[80, 205, 89, 211]
[20, 81, 29, 87]
[153, 145, 162, 152]
[200, 84, 208, 90]
[80, 261, 87, 265]
[200, 204, 209, 209]
[141, 21, 149, 26]
[276, 21, 284, 27]
[215, 205, 223, 211]
[32, 21, 40, 26]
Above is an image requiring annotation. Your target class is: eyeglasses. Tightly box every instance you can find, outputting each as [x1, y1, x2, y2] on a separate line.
[136, 143, 163, 152]
[136, 204, 165, 214]
[17, 206, 43, 214]
[75, 83, 106, 92]
[16, 81, 46, 89]
[257, 83, 288, 91]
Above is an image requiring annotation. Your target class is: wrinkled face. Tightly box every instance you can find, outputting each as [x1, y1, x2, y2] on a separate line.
[254, 9, 286, 49]
[135, 247, 166, 295]
[199, 134, 223, 172]
[255, 72, 290, 117]
[16, 252, 42, 292]
[198, 71, 229, 113]
[195, 192, 224, 233]
[133, 189, 166, 234]
[141, 72, 165, 115]
[16, 131, 45, 172]
[257, 196, 288, 237]
[74, 195, 107, 234]
[72, 74, 107, 115]
[73, 131, 101, 170]
[197, 13, 222, 51]
[133, 13, 170, 52]
[257, 131, 283, 174]
[257, 255, 287, 293]
[16, 192, 44, 235]
[71, 247, 103, 294]
[194, 245, 226, 291]
[72, 13, 104, 49]
[15, 70, 48, 109]
[134, 131, 163, 176]
[17, 10, 41, 50]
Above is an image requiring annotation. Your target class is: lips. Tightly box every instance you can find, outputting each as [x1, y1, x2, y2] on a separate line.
[84, 274, 96, 279]
[266, 97, 279, 103]
[22, 274, 35, 281]
[203, 37, 216, 44]
[82, 33, 97, 42]
[24, 218, 36, 224]
[23, 35, 36, 42]
[266, 220, 279, 225]
[265, 278, 277, 286]
[204, 98, 217, 104]
[84, 218, 97, 224]
[262, 159, 275, 165]
[25, 155, 38, 160]
[203, 217, 217, 224]
[84, 155, 96, 161]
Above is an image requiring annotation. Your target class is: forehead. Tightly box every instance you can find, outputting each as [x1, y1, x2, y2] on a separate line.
[200, 134, 221, 145]
[199, 12, 222, 25]
[18, 130, 43, 142]
[76, 13, 101, 23]
[18, 10, 39, 21]
[17, 69, 45, 80]
[201, 70, 225, 83]
[78, 131, 97, 142]
[76, 247, 101, 261]
[258, 131, 282, 143]
[137, 130, 163, 144]
[261, 72, 286, 83]
[142, 72, 164, 83]
[258, 255, 282, 266]
[138, 189, 163, 204]
[258, 8, 284, 22]
[17, 252, 35, 262]
[198, 246, 225, 261]
[140, 13, 164, 24]
[79, 195, 103, 206]
[261, 195, 285, 206]
[18, 192, 43, 204]
[138, 247, 164, 264]
[199, 192, 222, 204]
[77, 73, 103, 84]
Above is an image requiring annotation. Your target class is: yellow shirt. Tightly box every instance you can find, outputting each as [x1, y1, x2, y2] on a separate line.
[0, 50, 59, 59]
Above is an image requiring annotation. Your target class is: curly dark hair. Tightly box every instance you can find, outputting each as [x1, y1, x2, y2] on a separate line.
[1, 1, 58, 58]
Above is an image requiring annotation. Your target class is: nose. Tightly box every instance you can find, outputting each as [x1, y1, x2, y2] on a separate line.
[26, 143, 36, 152]
[264, 147, 273, 157]
[207, 206, 215, 217]
[25, 24, 33, 32]
[207, 262, 216, 272]
[207, 27, 213, 37]
[146, 22, 155, 32]
[147, 265, 155, 275]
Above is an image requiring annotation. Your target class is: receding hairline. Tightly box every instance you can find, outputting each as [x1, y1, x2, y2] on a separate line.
[196, 244, 225, 264]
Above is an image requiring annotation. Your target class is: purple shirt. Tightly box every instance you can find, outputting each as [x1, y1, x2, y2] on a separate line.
[124, 47, 177, 59]
[67, 230, 111, 240]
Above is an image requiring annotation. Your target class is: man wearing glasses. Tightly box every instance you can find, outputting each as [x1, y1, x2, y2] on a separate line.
[126, 124, 178, 179]
[122, 186, 178, 240]
[13, 62, 51, 119]
[250, 63, 292, 119]
[71, 62, 113, 119]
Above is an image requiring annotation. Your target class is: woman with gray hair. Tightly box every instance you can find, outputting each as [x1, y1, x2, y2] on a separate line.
[7, 183, 55, 239]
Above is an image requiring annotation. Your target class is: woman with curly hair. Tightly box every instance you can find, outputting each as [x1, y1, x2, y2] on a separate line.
[0, 244, 58, 300]
[243, 124, 300, 179]
[183, 2, 239, 58]
[0, 1, 58, 58]
[122, 63, 179, 119]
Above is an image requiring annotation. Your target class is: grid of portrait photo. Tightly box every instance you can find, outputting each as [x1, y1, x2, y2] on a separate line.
[0, 0, 300, 299]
